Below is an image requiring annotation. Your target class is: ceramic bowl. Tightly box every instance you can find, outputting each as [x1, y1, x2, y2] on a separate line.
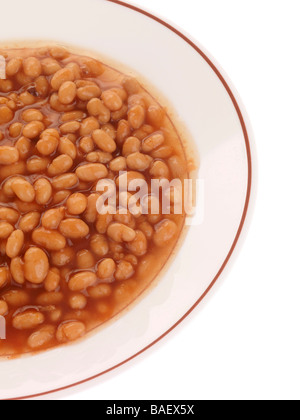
[0, 0, 253, 399]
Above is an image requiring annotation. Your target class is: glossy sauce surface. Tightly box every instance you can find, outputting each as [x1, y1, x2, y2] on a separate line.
[0, 46, 188, 356]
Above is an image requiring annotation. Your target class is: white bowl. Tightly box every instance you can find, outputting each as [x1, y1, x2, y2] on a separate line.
[0, 0, 253, 399]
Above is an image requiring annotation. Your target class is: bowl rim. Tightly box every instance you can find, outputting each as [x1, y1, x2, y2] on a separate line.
[7, 0, 253, 400]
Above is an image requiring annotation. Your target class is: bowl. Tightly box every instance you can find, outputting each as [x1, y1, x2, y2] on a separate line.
[0, 0, 253, 399]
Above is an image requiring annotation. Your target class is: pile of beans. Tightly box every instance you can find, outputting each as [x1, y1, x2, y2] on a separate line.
[0, 46, 187, 355]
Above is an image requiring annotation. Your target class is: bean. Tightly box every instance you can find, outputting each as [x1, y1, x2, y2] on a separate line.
[23, 57, 42, 78]
[6, 57, 22, 77]
[41, 128, 60, 139]
[10, 257, 25, 285]
[23, 121, 44, 139]
[126, 230, 148, 257]
[76, 249, 95, 269]
[83, 193, 100, 223]
[0, 240, 7, 256]
[128, 104, 146, 129]
[168, 155, 186, 178]
[0, 79, 14, 93]
[58, 81, 77, 104]
[15, 200, 41, 214]
[35, 76, 49, 97]
[151, 145, 173, 159]
[9, 122, 23, 138]
[37, 135, 59, 156]
[142, 132, 164, 153]
[80, 117, 100, 136]
[90, 234, 109, 257]
[87, 98, 110, 122]
[107, 223, 136, 243]
[0, 161, 26, 180]
[149, 160, 170, 178]
[27, 157, 50, 173]
[133, 124, 154, 140]
[0, 207, 19, 224]
[60, 121, 81, 134]
[153, 219, 178, 247]
[116, 119, 131, 144]
[79, 136, 94, 154]
[22, 109, 44, 122]
[124, 254, 138, 266]
[76, 163, 108, 182]
[66, 62, 81, 79]
[3, 177, 19, 197]
[51, 247, 74, 267]
[80, 57, 103, 76]
[6, 230, 24, 258]
[61, 111, 85, 122]
[111, 104, 128, 121]
[122, 136, 141, 157]
[122, 77, 140, 94]
[86, 151, 112, 164]
[126, 152, 152, 171]
[68, 272, 97, 291]
[0, 300, 8, 316]
[57, 138, 76, 161]
[88, 284, 112, 299]
[114, 212, 135, 228]
[59, 218, 89, 239]
[28, 325, 55, 349]
[77, 84, 101, 101]
[128, 94, 145, 108]
[69, 294, 87, 310]
[96, 213, 113, 234]
[52, 190, 71, 204]
[52, 173, 78, 190]
[115, 260, 134, 281]
[50, 46, 69, 59]
[32, 228, 66, 251]
[2, 290, 29, 306]
[0, 222, 14, 239]
[48, 154, 73, 177]
[67, 193, 87, 215]
[42, 207, 65, 230]
[44, 267, 60, 292]
[41, 57, 61, 75]
[97, 258, 116, 279]
[102, 123, 116, 140]
[92, 129, 117, 153]
[0, 267, 9, 288]
[0, 105, 14, 124]
[24, 247, 49, 284]
[51, 68, 75, 90]
[19, 212, 40, 232]
[13, 310, 45, 330]
[18, 91, 35, 106]
[49, 308, 62, 323]
[56, 321, 86, 343]
[138, 221, 154, 240]
[12, 178, 35, 203]
[109, 156, 127, 172]
[0, 146, 19, 165]
[147, 105, 165, 127]
[101, 89, 123, 111]
[109, 241, 124, 256]
[32, 181, 50, 207]
[15, 136, 31, 159]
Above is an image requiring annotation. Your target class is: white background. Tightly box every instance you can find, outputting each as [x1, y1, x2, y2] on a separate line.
[56, 0, 300, 400]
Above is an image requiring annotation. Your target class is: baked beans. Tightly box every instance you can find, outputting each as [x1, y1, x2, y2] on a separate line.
[0, 46, 188, 356]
